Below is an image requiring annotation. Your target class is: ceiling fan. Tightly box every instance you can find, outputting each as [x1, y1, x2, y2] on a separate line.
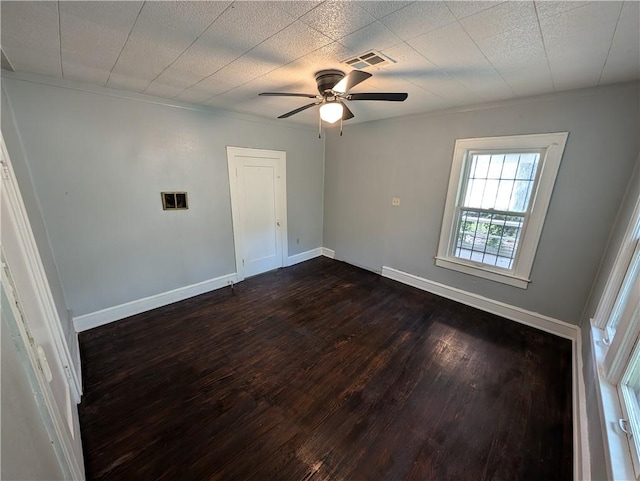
[259, 69, 408, 136]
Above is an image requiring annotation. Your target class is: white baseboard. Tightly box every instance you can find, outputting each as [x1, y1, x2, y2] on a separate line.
[287, 248, 323, 266]
[321, 247, 335, 259]
[381, 266, 578, 340]
[74, 273, 238, 332]
[574, 331, 591, 481]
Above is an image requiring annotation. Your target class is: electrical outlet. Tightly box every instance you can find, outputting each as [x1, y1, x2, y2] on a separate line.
[392, 197, 401, 206]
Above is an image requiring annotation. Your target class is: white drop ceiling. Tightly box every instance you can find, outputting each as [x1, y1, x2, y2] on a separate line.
[1, 1, 639, 125]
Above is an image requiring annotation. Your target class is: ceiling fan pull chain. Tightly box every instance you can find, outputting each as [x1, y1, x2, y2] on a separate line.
[340, 116, 343, 136]
[318, 114, 322, 139]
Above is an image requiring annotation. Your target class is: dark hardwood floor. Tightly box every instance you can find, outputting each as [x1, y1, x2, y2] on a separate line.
[78, 257, 573, 481]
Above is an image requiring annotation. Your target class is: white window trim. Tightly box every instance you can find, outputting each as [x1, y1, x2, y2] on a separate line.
[436, 132, 568, 288]
[591, 188, 640, 480]
[605, 263, 640, 382]
[619, 332, 640, 476]
[591, 324, 637, 481]
[593, 193, 640, 329]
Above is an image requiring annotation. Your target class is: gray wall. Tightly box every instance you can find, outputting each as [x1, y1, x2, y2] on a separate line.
[324, 82, 640, 324]
[580, 156, 640, 481]
[2, 76, 325, 317]
[2, 87, 71, 336]
[1, 289, 64, 481]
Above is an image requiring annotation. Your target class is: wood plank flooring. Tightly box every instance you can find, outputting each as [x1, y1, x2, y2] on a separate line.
[78, 257, 573, 481]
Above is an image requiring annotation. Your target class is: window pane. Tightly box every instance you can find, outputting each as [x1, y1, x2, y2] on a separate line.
[482, 180, 499, 209]
[495, 180, 514, 211]
[473, 154, 491, 179]
[501, 154, 520, 179]
[463, 152, 541, 213]
[487, 154, 504, 179]
[619, 335, 640, 477]
[608, 240, 640, 335]
[512, 180, 534, 212]
[516, 153, 539, 180]
[463, 179, 481, 207]
[454, 210, 525, 269]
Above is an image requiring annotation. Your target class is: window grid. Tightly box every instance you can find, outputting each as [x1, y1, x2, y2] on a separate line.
[453, 150, 541, 270]
[454, 209, 525, 269]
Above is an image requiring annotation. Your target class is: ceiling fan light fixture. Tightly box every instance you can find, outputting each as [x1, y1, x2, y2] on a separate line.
[319, 102, 343, 123]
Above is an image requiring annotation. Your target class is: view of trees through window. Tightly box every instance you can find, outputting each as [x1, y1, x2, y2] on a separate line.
[453, 151, 541, 269]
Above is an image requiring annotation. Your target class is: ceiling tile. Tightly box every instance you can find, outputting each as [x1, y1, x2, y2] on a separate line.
[299, 1, 377, 41]
[552, 61, 610, 91]
[600, 1, 640, 84]
[474, 24, 547, 71]
[487, 43, 548, 73]
[204, 83, 262, 109]
[411, 69, 476, 99]
[459, 1, 537, 41]
[473, 23, 542, 56]
[107, 2, 232, 91]
[186, 74, 239, 98]
[252, 70, 312, 94]
[408, 22, 491, 71]
[445, 1, 505, 20]
[540, 2, 622, 45]
[1, 1, 62, 77]
[380, 2, 457, 40]
[497, 61, 554, 96]
[541, 2, 623, 90]
[204, 56, 275, 86]
[247, 20, 334, 67]
[359, 1, 412, 19]
[147, 42, 235, 90]
[294, 41, 354, 72]
[272, 1, 323, 19]
[534, 1, 590, 19]
[174, 88, 216, 105]
[462, 69, 513, 99]
[59, 1, 143, 84]
[143, 81, 185, 99]
[102, 72, 149, 93]
[149, 2, 296, 91]
[338, 21, 402, 54]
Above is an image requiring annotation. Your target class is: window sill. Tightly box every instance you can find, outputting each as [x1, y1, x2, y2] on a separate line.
[434, 256, 530, 289]
[590, 322, 636, 480]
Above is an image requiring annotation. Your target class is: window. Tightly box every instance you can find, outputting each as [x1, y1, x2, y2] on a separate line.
[592, 191, 640, 480]
[618, 315, 640, 476]
[604, 239, 640, 342]
[436, 133, 568, 288]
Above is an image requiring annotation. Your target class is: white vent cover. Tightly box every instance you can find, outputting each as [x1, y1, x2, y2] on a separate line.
[342, 50, 394, 70]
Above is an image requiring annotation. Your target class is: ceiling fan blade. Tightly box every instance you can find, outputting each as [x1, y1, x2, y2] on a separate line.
[341, 102, 354, 120]
[277, 102, 320, 119]
[332, 70, 372, 94]
[260, 92, 318, 98]
[348, 92, 408, 101]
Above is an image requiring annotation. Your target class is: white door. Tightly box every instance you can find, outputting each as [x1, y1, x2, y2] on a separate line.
[227, 147, 287, 280]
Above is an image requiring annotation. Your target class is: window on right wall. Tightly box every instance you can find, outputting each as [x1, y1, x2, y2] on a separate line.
[436, 132, 569, 289]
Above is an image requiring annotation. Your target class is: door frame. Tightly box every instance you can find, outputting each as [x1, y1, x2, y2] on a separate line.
[226, 146, 288, 281]
[1, 131, 85, 478]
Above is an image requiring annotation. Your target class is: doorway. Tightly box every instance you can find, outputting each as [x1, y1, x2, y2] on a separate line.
[227, 146, 287, 281]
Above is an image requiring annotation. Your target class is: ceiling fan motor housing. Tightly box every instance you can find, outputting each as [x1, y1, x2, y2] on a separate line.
[315, 69, 345, 95]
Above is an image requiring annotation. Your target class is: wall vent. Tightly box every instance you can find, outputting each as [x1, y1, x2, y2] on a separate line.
[342, 50, 394, 70]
